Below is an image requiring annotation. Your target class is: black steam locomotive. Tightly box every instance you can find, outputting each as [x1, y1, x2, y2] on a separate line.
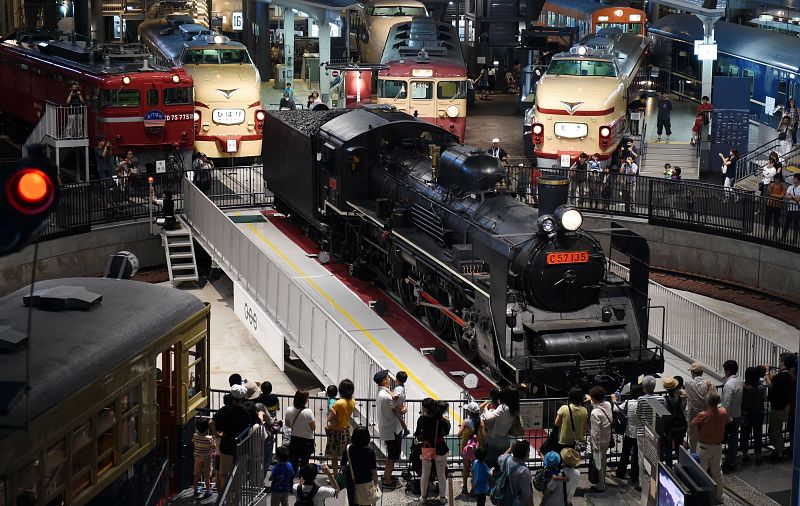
[265, 107, 663, 392]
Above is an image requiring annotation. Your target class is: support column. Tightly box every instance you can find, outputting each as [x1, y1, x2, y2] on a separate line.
[696, 14, 720, 99]
[256, 0, 270, 80]
[318, 20, 331, 103]
[74, 0, 90, 38]
[283, 9, 295, 90]
[90, 0, 104, 41]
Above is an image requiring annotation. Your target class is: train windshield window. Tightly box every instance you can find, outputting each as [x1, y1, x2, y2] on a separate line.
[595, 22, 642, 34]
[164, 87, 193, 105]
[100, 89, 141, 108]
[411, 81, 433, 99]
[182, 49, 252, 64]
[147, 89, 158, 107]
[369, 5, 427, 16]
[437, 81, 466, 99]
[379, 79, 408, 99]
[547, 60, 617, 77]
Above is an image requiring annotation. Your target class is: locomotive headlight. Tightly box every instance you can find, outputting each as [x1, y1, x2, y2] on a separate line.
[555, 205, 583, 231]
[193, 112, 200, 122]
[537, 215, 556, 234]
[532, 124, 543, 135]
[122, 76, 131, 85]
[599, 126, 611, 137]
[172, 74, 180, 83]
[255, 110, 266, 121]
[446, 105, 459, 118]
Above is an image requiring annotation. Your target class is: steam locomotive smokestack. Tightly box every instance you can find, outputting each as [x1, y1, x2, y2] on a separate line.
[537, 176, 570, 215]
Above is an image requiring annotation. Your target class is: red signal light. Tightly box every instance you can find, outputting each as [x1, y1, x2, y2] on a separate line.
[7, 168, 54, 215]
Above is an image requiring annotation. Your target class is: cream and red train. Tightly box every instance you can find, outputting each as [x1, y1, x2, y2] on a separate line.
[139, 1, 264, 162]
[377, 18, 468, 141]
[531, 7, 647, 167]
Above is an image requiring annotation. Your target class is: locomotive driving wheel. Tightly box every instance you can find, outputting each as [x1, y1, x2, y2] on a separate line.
[423, 287, 455, 340]
[396, 274, 420, 314]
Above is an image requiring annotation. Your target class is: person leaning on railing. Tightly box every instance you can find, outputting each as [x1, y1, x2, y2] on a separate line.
[480, 388, 519, 468]
[766, 176, 787, 238]
[65, 81, 85, 138]
[764, 352, 797, 463]
[783, 173, 800, 243]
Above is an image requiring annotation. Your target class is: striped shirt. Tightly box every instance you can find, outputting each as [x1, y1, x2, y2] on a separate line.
[635, 394, 667, 436]
[193, 432, 213, 461]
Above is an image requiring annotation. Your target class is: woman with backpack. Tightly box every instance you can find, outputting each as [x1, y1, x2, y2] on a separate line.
[458, 401, 483, 494]
[661, 377, 688, 466]
[588, 386, 613, 492]
[482, 388, 520, 467]
[415, 398, 451, 505]
[739, 366, 767, 464]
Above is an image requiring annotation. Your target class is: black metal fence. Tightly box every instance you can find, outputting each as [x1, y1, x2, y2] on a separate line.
[204, 389, 788, 475]
[39, 166, 272, 241]
[506, 167, 800, 253]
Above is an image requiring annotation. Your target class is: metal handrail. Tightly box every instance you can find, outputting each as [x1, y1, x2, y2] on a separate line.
[610, 260, 790, 376]
[735, 137, 781, 182]
[143, 459, 171, 506]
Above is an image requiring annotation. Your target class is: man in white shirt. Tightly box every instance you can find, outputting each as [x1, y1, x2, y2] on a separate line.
[721, 360, 744, 472]
[685, 362, 716, 452]
[621, 156, 638, 213]
[374, 369, 402, 488]
[488, 138, 508, 165]
[784, 173, 800, 242]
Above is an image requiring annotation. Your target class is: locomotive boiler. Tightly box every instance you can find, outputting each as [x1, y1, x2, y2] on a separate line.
[265, 107, 663, 392]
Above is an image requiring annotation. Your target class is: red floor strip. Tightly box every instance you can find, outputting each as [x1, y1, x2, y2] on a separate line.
[262, 211, 494, 399]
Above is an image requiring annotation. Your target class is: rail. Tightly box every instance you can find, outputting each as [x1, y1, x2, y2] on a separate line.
[203, 390, 790, 476]
[38, 166, 271, 241]
[25, 102, 88, 147]
[218, 427, 267, 506]
[608, 261, 790, 377]
[143, 459, 171, 506]
[181, 177, 392, 408]
[734, 137, 781, 182]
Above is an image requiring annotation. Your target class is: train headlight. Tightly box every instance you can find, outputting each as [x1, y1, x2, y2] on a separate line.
[614, 8, 624, 17]
[577, 46, 588, 56]
[122, 76, 131, 85]
[537, 215, 556, 234]
[255, 110, 266, 121]
[555, 205, 583, 231]
[532, 124, 543, 135]
[172, 74, 180, 83]
[446, 105, 459, 118]
[193, 112, 200, 122]
[599, 126, 611, 138]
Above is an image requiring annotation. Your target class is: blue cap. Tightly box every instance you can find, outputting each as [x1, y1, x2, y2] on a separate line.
[544, 451, 561, 468]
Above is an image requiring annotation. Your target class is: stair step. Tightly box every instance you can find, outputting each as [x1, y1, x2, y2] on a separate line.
[173, 274, 199, 282]
[167, 241, 192, 248]
[171, 264, 197, 271]
[169, 252, 195, 259]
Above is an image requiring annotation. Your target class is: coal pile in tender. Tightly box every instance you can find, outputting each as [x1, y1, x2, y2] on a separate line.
[267, 110, 350, 137]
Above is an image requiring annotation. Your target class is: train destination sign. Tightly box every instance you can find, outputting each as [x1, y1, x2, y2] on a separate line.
[546, 251, 589, 265]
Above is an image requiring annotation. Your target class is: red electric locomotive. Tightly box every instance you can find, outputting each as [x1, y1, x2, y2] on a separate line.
[0, 37, 195, 173]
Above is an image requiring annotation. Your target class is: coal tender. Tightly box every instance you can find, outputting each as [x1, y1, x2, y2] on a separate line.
[264, 107, 663, 393]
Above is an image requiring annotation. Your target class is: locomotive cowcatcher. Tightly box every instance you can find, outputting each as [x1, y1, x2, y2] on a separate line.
[265, 107, 663, 393]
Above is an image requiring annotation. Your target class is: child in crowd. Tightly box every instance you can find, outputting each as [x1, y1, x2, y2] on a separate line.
[471, 447, 490, 505]
[393, 371, 409, 436]
[270, 446, 294, 506]
[326, 384, 338, 415]
[459, 401, 482, 494]
[293, 463, 340, 505]
[192, 418, 214, 498]
[663, 163, 673, 179]
[257, 381, 280, 419]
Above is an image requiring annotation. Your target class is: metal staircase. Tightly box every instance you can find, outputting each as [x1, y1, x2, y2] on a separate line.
[161, 218, 200, 286]
[23, 102, 90, 180]
[639, 142, 699, 179]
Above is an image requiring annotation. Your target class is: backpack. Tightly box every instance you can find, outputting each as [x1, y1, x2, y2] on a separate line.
[489, 458, 523, 506]
[461, 434, 479, 460]
[295, 484, 319, 506]
[664, 395, 688, 436]
[532, 468, 549, 492]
